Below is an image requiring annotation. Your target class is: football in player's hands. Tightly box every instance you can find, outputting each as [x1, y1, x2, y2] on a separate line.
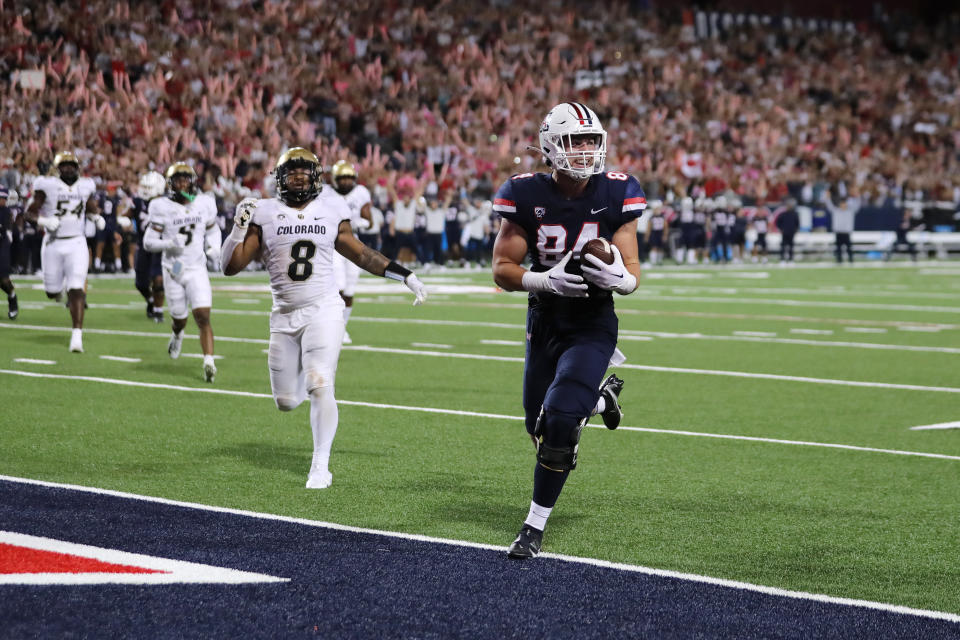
[581, 238, 614, 265]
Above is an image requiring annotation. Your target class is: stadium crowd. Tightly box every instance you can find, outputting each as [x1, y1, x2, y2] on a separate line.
[1, 0, 959, 273]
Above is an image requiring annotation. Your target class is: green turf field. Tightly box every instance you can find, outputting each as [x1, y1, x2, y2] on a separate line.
[2, 261, 959, 614]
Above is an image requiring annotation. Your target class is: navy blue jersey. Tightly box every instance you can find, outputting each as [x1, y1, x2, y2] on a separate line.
[97, 192, 121, 221]
[493, 172, 646, 272]
[131, 196, 151, 242]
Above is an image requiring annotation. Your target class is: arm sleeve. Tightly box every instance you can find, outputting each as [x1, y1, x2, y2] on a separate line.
[143, 224, 174, 253]
[219, 232, 243, 275]
[204, 218, 221, 251]
[220, 206, 257, 275]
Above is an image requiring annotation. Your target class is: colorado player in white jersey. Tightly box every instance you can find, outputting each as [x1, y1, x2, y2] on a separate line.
[142, 162, 221, 382]
[221, 148, 427, 489]
[330, 160, 373, 344]
[24, 151, 103, 353]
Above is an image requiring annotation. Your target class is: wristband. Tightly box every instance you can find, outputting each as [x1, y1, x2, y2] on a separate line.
[384, 260, 412, 282]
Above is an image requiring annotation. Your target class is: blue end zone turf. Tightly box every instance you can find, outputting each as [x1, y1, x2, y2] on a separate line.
[1, 479, 957, 638]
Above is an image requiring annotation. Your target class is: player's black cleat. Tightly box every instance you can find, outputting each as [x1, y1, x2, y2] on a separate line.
[146, 302, 154, 319]
[507, 525, 543, 559]
[599, 374, 624, 430]
[7, 295, 18, 320]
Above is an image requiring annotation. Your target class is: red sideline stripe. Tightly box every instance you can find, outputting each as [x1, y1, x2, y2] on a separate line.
[623, 197, 647, 205]
[493, 198, 515, 206]
[0, 543, 168, 574]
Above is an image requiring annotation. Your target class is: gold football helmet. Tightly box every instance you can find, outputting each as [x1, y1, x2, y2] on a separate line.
[53, 151, 80, 185]
[165, 162, 198, 201]
[53, 151, 80, 168]
[332, 160, 358, 196]
[275, 147, 321, 205]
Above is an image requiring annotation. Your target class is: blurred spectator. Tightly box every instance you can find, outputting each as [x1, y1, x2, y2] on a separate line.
[0, 0, 957, 257]
[776, 199, 801, 263]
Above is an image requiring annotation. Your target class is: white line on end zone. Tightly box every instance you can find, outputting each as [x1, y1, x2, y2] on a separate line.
[1, 368, 957, 462]
[0, 531, 287, 585]
[0, 475, 956, 624]
[910, 422, 960, 431]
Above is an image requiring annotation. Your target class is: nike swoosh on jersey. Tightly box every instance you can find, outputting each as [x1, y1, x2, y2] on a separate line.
[591, 207, 607, 214]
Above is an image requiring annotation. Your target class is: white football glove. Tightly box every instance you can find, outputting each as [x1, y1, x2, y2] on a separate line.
[521, 251, 588, 298]
[91, 215, 106, 231]
[117, 215, 133, 231]
[166, 232, 187, 254]
[354, 217, 371, 231]
[234, 197, 257, 231]
[404, 273, 427, 306]
[205, 245, 221, 264]
[38, 216, 60, 233]
[581, 244, 637, 294]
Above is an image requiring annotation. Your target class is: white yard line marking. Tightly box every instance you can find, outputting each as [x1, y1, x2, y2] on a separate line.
[635, 294, 960, 314]
[1, 368, 957, 462]
[845, 327, 888, 334]
[342, 346, 960, 393]
[480, 339, 525, 346]
[424, 302, 960, 330]
[12, 358, 56, 365]
[0, 323, 269, 345]
[622, 426, 960, 462]
[910, 422, 960, 431]
[897, 326, 943, 333]
[99, 355, 142, 363]
[179, 353, 224, 360]
[0, 531, 287, 585]
[790, 329, 834, 336]
[230, 298, 263, 305]
[618, 331, 960, 355]
[734, 331, 777, 337]
[0, 474, 957, 624]
[641, 284, 960, 301]
[411, 342, 452, 349]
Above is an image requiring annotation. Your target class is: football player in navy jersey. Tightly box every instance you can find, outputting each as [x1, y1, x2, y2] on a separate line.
[492, 102, 644, 559]
[0, 186, 18, 319]
[132, 171, 166, 321]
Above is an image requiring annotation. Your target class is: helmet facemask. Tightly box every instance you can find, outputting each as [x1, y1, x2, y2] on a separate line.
[277, 160, 320, 205]
[53, 151, 80, 185]
[274, 148, 322, 206]
[538, 103, 608, 180]
[165, 162, 198, 203]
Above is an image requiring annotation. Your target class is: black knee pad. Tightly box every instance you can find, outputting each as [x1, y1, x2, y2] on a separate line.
[534, 408, 588, 471]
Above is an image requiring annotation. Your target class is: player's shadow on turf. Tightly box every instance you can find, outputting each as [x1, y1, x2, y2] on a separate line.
[207, 442, 309, 475]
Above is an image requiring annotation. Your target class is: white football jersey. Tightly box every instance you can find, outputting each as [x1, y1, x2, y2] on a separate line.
[32, 175, 97, 238]
[339, 184, 372, 231]
[146, 194, 218, 270]
[253, 189, 352, 312]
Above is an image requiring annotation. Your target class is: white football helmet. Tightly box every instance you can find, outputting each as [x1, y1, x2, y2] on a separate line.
[137, 171, 166, 200]
[538, 102, 607, 180]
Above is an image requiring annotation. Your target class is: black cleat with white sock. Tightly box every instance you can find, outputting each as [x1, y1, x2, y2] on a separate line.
[599, 374, 624, 430]
[507, 525, 543, 559]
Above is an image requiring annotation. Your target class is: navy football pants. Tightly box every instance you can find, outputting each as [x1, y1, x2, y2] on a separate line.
[522, 303, 618, 435]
